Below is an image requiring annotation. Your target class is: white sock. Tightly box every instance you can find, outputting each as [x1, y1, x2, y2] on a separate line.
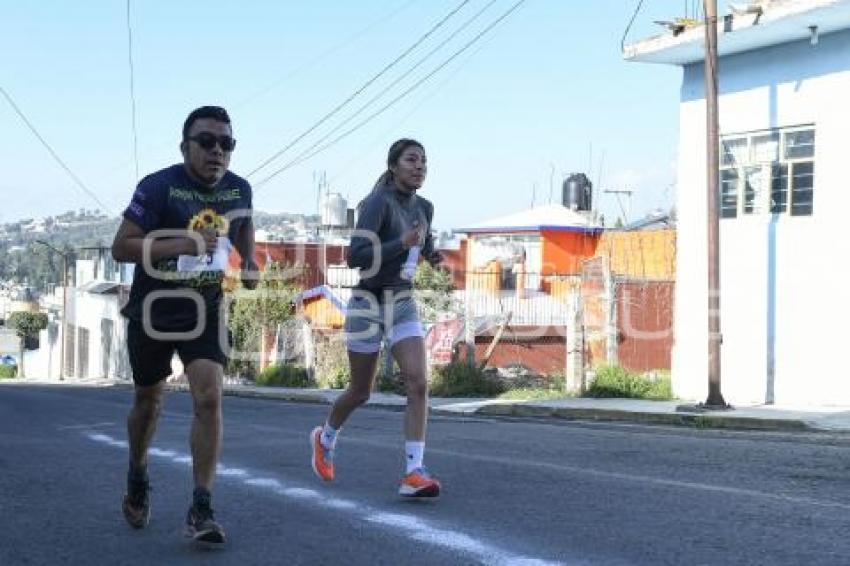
[320, 423, 338, 450]
[405, 441, 425, 474]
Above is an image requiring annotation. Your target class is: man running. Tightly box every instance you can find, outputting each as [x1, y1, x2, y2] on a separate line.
[111, 105, 257, 544]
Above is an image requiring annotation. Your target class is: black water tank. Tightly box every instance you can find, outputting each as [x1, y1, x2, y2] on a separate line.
[562, 173, 592, 211]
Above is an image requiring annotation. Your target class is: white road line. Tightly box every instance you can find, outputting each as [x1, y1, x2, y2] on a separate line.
[86, 432, 565, 566]
[217, 466, 249, 478]
[87, 433, 128, 448]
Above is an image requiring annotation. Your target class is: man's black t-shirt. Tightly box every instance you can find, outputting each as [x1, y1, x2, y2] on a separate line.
[120, 164, 252, 331]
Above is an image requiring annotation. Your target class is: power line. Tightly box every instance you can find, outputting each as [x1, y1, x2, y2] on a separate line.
[233, 0, 420, 110]
[621, 0, 646, 53]
[328, 18, 501, 187]
[258, 0, 500, 187]
[126, 0, 140, 180]
[0, 86, 112, 213]
[255, 0, 528, 188]
[104, 0, 422, 177]
[247, 0, 472, 178]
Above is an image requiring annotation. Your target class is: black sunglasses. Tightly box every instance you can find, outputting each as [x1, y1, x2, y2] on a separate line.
[187, 132, 236, 152]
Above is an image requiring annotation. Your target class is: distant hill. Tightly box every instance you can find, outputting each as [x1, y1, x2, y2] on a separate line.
[0, 208, 321, 290]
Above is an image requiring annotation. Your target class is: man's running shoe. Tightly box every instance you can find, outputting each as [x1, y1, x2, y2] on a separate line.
[184, 504, 226, 544]
[310, 426, 334, 482]
[399, 467, 441, 498]
[122, 473, 151, 529]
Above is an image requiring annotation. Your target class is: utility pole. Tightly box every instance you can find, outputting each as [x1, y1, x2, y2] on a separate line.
[704, 0, 727, 408]
[548, 163, 555, 204]
[60, 253, 68, 381]
[464, 291, 475, 367]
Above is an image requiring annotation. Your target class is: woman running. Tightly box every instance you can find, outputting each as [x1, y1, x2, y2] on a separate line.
[310, 138, 443, 497]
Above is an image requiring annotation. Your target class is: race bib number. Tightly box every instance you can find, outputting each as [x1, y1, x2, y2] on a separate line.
[176, 237, 232, 272]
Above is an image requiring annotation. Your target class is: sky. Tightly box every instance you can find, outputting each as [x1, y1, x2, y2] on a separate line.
[0, 1, 734, 232]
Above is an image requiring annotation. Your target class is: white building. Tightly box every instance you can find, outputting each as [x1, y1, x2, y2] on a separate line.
[626, 0, 850, 404]
[31, 248, 133, 381]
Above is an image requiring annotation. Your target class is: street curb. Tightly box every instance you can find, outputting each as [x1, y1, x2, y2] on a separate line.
[166, 383, 329, 404]
[474, 403, 815, 432]
[103, 381, 329, 404]
[1, 380, 822, 432]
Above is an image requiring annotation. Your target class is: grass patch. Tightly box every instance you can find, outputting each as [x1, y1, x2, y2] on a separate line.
[497, 387, 571, 401]
[0, 365, 17, 379]
[584, 365, 673, 400]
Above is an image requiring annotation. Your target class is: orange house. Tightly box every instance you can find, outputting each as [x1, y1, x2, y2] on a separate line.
[297, 285, 347, 330]
[457, 204, 604, 294]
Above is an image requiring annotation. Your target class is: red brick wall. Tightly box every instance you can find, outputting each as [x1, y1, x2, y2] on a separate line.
[229, 242, 348, 288]
[232, 240, 467, 290]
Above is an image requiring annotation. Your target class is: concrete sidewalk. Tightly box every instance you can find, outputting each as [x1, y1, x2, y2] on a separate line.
[5, 377, 850, 433]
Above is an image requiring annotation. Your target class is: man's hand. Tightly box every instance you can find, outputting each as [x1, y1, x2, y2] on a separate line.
[425, 249, 444, 266]
[188, 228, 219, 256]
[241, 259, 260, 290]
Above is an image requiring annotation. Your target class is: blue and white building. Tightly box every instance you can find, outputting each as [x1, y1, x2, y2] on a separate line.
[626, 0, 850, 405]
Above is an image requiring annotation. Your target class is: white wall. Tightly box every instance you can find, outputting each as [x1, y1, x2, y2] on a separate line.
[69, 291, 128, 380]
[674, 29, 850, 405]
[27, 290, 130, 381]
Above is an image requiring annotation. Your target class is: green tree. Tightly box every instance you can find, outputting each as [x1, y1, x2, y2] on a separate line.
[413, 262, 457, 322]
[227, 262, 299, 379]
[7, 311, 48, 378]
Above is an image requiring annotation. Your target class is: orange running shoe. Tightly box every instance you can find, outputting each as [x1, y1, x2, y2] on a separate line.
[399, 467, 441, 498]
[310, 426, 334, 482]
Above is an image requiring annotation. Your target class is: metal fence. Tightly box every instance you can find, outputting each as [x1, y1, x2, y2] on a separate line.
[324, 266, 580, 326]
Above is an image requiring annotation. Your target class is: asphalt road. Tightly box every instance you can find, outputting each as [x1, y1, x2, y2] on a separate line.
[1, 384, 849, 565]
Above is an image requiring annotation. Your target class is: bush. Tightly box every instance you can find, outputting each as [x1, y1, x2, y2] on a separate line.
[8, 311, 48, 340]
[584, 365, 673, 400]
[413, 262, 459, 322]
[377, 355, 404, 394]
[497, 365, 553, 390]
[255, 363, 310, 388]
[430, 361, 507, 398]
[0, 365, 17, 379]
[314, 334, 350, 389]
[318, 365, 349, 390]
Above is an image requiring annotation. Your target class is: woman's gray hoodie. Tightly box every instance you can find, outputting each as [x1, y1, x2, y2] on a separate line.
[347, 182, 435, 295]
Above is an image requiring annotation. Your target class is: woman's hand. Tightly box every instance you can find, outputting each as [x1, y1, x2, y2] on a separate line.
[402, 222, 423, 249]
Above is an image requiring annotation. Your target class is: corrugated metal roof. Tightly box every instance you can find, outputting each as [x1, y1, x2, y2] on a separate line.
[456, 204, 602, 234]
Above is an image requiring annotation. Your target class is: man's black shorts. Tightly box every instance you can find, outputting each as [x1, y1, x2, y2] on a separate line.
[127, 317, 229, 387]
